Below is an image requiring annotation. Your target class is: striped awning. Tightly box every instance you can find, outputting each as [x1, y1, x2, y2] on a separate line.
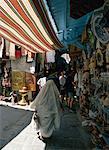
[0, 0, 63, 53]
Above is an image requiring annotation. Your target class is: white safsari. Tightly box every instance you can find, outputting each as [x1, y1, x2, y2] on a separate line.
[30, 80, 61, 138]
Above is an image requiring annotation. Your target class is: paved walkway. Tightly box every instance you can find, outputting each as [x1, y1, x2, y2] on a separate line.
[0, 103, 92, 150]
[0, 104, 33, 149]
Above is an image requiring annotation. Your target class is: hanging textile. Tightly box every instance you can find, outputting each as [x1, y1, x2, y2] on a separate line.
[0, 37, 4, 58]
[21, 47, 28, 56]
[5, 39, 10, 56]
[106, 43, 109, 71]
[96, 40, 101, 49]
[81, 27, 88, 43]
[46, 51, 55, 63]
[38, 53, 46, 71]
[15, 45, 22, 59]
[96, 49, 103, 66]
[0, 0, 63, 54]
[9, 42, 15, 60]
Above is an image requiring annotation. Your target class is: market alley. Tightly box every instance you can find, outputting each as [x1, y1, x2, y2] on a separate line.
[0, 103, 92, 150]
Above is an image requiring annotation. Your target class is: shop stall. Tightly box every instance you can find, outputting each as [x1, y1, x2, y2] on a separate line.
[77, 2, 109, 148]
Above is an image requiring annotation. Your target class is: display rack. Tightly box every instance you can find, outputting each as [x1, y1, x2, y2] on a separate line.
[89, 76, 109, 146]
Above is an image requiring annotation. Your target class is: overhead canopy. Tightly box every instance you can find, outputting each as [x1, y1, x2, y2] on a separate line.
[46, 0, 105, 50]
[0, 0, 63, 53]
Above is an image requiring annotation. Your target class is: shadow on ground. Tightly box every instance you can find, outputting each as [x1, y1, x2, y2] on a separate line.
[0, 105, 33, 149]
[44, 107, 93, 150]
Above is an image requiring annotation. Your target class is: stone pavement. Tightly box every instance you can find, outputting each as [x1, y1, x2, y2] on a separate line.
[0, 103, 93, 150]
[0, 104, 33, 149]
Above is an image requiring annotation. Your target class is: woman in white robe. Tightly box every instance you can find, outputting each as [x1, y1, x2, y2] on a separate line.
[30, 80, 61, 139]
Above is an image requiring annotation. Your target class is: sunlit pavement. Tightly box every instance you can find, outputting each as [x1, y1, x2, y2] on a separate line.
[1, 121, 46, 150]
[0, 102, 92, 150]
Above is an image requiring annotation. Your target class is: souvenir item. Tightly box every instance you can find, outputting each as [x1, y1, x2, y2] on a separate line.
[5, 39, 10, 56]
[12, 71, 25, 91]
[89, 55, 96, 74]
[18, 86, 28, 106]
[106, 44, 109, 71]
[91, 1, 109, 44]
[26, 73, 36, 91]
[81, 27, 88, 43]
[103, 95, 109, 106]
[96, 49, 103, 66]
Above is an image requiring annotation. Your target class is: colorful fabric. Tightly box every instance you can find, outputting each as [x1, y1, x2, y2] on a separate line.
[0, 0, 63, 53]
[15, 45, 22, 59]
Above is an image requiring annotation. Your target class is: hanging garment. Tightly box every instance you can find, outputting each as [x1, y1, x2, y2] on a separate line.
[2, 78, 11, 87]
[39, 53, 45, 71]
[21, 47, 27, 56]
[96, 40, 101, 49]
[9, 42, 15, 60]
[46, 51, 55, 63]
[5, 39, 10, 56]
[96, 49, 103, 66]
[15, 45, 22, 59]
[106, 44, 109, 64]
[106, 43, 109, 71]
[0, 37, 4, 58]
[81, 27, 88, 43]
